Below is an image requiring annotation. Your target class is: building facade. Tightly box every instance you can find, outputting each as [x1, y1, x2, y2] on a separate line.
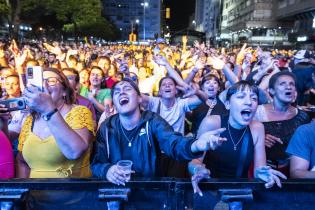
[102, 0, 161, 40]
[195, 0, 221, 42]
[218, 0, 315, 47]
[276, 0, 315, 48]
[219, 0, 287, 47]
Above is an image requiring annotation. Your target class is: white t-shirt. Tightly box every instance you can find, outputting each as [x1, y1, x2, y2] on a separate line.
[146, 97, 191, 135]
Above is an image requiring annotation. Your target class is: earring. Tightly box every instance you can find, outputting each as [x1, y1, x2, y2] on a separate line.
[225, 103, 230, 110]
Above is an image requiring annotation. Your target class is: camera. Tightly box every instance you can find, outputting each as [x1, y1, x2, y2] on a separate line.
[26, 66, 44, 91]
[0, 98, 26, 111]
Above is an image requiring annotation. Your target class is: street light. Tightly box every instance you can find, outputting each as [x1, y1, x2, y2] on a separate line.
[192, 20, 196, 30]
[141, 2, 149, 40]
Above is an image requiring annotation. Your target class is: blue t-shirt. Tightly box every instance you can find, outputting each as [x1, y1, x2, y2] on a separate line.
[286, 121, 315, 170]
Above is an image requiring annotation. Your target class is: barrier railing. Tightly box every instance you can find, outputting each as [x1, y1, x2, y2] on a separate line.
[1, 178, 315, 210]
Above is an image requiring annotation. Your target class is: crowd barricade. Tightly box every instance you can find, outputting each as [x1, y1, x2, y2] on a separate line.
[1, 178, 315, 210]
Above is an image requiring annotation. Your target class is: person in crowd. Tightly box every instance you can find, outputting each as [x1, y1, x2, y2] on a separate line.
[254, 71, 310, 176]
[286, 120, 315, 178]
[139, 55, 206, 178]
[80, 66, 112, 122]
[90, 78, 226, 184]
[2, 73, 21, 99]
[189, 81, 286, 200]
[79, 68, 90, 90]
[104, 64, 118, 88]
[188, 74, 228, 136]
[16, 67, 95, 178]
[62, 68, 96, 122]
[0, 127, 14, 178]
[291, 50, 315, 105]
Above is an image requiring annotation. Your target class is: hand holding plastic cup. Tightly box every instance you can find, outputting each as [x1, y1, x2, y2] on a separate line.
[117, 160, 133, 181]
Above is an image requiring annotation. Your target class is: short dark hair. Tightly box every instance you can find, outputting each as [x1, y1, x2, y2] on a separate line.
[268, 71, 296, 90]
[199, 74, 221, 88]
[110, 77, 141, 98]
[62, 68, 80, 83]
[158, 76, 177, 88]
[226, 80, 259, 101]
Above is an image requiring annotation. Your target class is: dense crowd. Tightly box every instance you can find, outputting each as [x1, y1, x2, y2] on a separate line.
[0, 37, 314, 208]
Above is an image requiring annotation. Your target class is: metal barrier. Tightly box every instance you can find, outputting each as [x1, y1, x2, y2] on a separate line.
[0, 178, 315, 210]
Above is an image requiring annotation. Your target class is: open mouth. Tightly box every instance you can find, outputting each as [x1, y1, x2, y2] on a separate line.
[119, 97, 129, 105]
[207, 88, 214, 92]
[240, 109, 252, 120]
[285, 91, 292, 96]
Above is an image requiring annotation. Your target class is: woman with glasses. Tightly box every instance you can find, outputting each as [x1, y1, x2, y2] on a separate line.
[16, 67, 95, 178]
[80, 66, 112, 122]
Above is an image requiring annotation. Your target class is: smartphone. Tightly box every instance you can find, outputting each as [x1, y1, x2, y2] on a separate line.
[26, 66, 43, 91]
[0, 98, 26, 112]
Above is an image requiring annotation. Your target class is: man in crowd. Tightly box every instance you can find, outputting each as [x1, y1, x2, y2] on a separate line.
[90, 78, 226, 184]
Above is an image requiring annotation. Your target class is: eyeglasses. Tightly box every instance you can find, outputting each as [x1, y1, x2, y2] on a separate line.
[44, 77, 61, 86]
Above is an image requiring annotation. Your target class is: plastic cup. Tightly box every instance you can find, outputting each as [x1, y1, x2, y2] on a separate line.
[117, 160, 133, 181]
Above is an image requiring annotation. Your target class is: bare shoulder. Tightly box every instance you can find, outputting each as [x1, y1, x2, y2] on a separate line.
[249, 120, 264, 131]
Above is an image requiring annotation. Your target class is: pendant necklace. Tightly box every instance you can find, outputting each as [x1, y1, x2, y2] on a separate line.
[206, 98, 217, 116]
[120, 122, 136, 147]
[227, 123, 247, 151]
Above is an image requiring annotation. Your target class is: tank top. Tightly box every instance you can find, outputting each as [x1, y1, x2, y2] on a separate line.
[203, 115, 254, 178]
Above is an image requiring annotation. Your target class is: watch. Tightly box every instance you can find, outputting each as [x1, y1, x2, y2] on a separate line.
[42, 108, 58, 121]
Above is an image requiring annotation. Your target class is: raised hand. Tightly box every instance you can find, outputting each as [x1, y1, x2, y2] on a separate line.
[177, 83, 198, 98]
[254, 166, 287, 188]
[207, 56, 225, 70]
[194, 40, 200, 49]
[23, 84, 55, 114]
[153, 55, 169, 66]
[191, 128, 227, 152]
[43, 42, 62, 55]
[236, 43, 247, 65]
[9, 39, 20, 56]
[182, 35, 188, 44]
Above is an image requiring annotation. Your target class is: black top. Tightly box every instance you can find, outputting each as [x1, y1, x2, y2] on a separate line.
[264, 109, 310, 161]
[203, 115, 254, 178]
[189, 97, 228, 135]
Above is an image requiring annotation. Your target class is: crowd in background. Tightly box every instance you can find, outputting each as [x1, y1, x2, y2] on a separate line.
[0, 37, 315, 208]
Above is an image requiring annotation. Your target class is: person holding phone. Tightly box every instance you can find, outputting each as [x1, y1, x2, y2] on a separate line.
[16, 67, 95, 178]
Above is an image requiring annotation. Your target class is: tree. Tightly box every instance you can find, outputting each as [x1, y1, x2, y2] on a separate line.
[1, 0, 118, 40]
[46, 0, 117, 39]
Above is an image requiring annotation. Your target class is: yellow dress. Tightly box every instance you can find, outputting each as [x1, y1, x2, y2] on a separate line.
[18, 106, 95, 178]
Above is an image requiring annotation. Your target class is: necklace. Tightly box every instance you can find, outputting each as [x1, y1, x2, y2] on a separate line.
[227, 123, 248, 151]
[206, 98, 217, 116]
[120, 122, 136, 147]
